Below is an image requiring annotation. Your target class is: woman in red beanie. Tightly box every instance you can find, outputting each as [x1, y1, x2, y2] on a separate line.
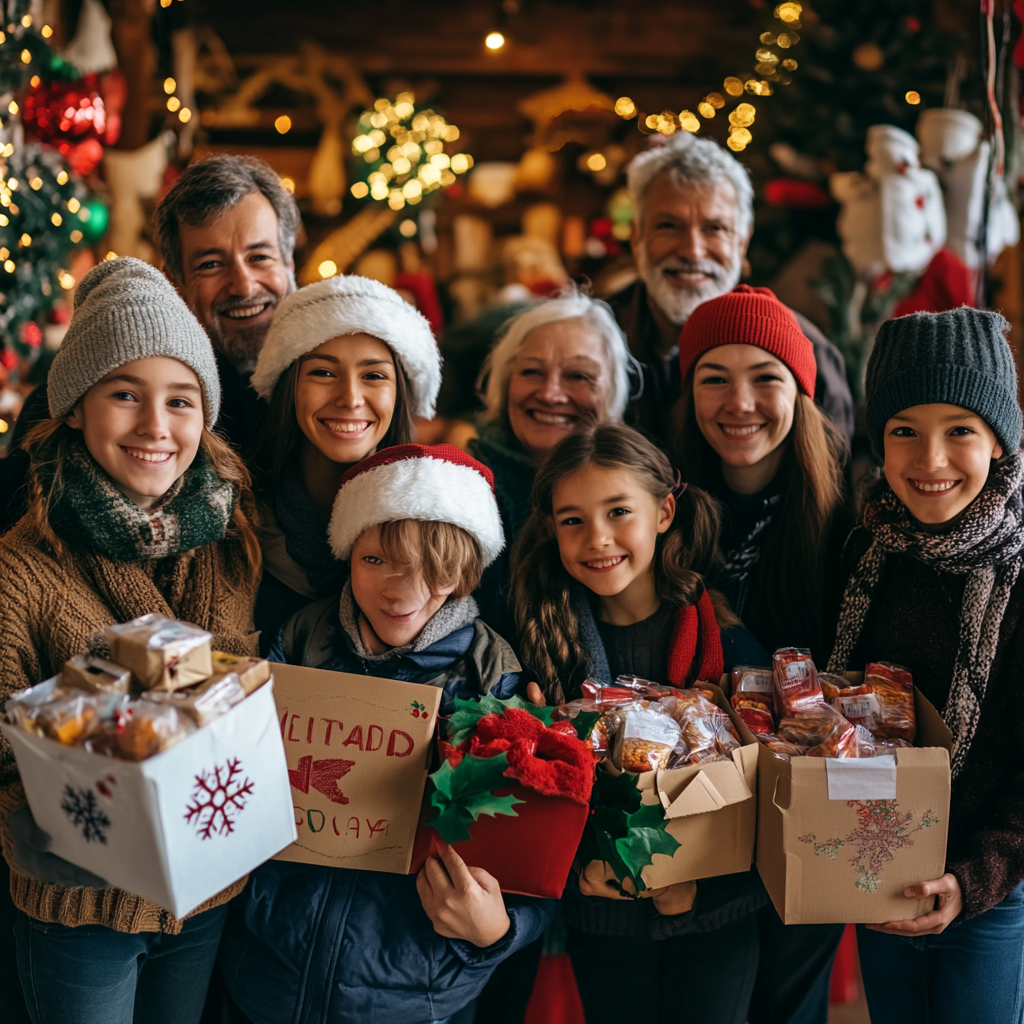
[671, 285, 852, 1024]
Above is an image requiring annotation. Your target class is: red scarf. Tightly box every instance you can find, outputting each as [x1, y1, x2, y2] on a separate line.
[666, 588, 724, 687]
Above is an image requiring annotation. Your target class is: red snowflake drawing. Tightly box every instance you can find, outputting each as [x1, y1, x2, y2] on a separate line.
[183, 757, 255, 840]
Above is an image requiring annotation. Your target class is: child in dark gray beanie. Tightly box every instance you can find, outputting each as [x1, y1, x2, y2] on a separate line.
[829, 306, 1024, 1024]
[0, 257, 262, 1024]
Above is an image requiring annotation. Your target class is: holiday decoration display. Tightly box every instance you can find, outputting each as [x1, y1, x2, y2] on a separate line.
[349, 92, 473, 214]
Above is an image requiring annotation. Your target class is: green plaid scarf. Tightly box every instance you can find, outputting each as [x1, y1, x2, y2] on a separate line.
[35, 431, 237, 562]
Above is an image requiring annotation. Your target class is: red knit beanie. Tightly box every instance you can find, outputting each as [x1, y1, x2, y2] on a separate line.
[677, 285, 816, 397]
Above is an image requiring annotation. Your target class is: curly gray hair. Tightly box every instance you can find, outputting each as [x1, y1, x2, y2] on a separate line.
[627, 133, 755, 237]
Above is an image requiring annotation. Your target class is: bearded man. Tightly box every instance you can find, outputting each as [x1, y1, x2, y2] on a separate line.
[608, 133, 853, 446]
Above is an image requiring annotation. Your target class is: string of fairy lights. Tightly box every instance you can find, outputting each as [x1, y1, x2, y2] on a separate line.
[609, 1, 805, 153]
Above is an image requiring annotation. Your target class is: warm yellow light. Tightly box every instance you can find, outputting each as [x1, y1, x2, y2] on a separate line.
[67, 197, 81, 213]
[0, 216, 6, 226]
[19, 233, 31, 247]
[353, 134, 375, 153]
[394, 102, 414, 119]
[723, 77, 744, 97]
[0, 248, 7, 260]
[370, 181, 389, 200]
[906, 91, 921, 105]
[3, 260, 14, 273]
[392, 157, 412, 175]
[730, 127, 753, 145]
[70, 230, 83, 243]
[160, 0, 171, 7]
[679, 111, 700, 133]
[20, 14, 31, 26]
[444, 125, 460, 142]
[78, 206, 91, 222]
[51, 212, 62, 226]
[429, 153, 450, 169]
[8, 101, 18, 115]
[0, 420, 8, 433]
[402, 179, 423, 199]
[164, 77, 176, 94]
[29, 75, 39, 88]
[58, 271, 75, 289]
[586, 152, 607, 171]
[29, 177, 42, 190]
[41, 24, 53, 37]
[280, 176, 295, 194]
[698, 101, 716, 118]
[387, 190, 406, 210]
[167, 96, 181, 112]
[104, 251, 118, 261]
[399, 219, 418, 237]
[450, 153, 470, 174]
[318, 260, 338, 279]
[275, 115, 291, 134]
[485, 31, 505, 49]
[726, 136, 748, 152]
[614, 96, 636, 118]
[776, 2, 802, 22]
[350, 181, 369, 198]
[419, 164, 441, 185]
[56, 170, 69, 185]
[178, 107, 192, 123]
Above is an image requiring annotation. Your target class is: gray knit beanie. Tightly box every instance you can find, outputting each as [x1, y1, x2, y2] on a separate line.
[48, 257, 221, 428]
[865, 306, 1022, 460]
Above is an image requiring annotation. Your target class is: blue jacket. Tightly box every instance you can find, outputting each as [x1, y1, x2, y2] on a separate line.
[220, 596, 556, 1024]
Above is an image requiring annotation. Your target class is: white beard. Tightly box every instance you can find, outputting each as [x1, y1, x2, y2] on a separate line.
[636, 246, 743, 327]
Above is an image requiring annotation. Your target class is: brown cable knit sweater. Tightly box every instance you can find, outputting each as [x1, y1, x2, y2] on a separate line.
[0, 520, 259, 934]
[840, 526, 1024, 920]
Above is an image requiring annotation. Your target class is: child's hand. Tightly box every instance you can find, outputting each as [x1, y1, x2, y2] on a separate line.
[416, 845, 511, 948]
[578, 859, 636, 899]
[649, 880, 697, 916]
[526, 682, 546, 707]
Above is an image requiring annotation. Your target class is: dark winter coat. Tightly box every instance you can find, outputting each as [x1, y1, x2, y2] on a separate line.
[839, 526, 1024, 919]
[606, 279, 854, 447]
[220, 595, 555, 1024]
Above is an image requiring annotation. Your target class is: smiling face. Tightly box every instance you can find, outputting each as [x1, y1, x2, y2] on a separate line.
[692, 343, 798, 494]
[349, 523, 455, 653]
[294, 333, 398, 467]
[178, 191, 295, 369]
[505, 318, 612, 456]
[633, 174, 748, 328]
[550, 463, 675, 621]
[883, 403, 1003, 525]
[64, 356, 205, 509]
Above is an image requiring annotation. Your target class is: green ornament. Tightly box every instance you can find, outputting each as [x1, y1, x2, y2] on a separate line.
[78, 197, 108, 244]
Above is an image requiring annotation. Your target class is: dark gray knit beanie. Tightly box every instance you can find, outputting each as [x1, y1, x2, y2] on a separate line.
[865, 307, 1022, 459]
[48, 257, 221, 428]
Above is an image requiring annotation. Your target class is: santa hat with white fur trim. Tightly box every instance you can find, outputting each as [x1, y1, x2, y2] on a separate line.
[250, 275, 442, 419]
[329, 444, 504, 566]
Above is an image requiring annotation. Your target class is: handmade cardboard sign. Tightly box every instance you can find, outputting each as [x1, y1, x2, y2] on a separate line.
[2, 680, 296, 919]
[271, 664, 441, 874]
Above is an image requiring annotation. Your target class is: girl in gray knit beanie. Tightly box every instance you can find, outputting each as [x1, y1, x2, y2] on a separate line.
[828, 306, 1024, 1024]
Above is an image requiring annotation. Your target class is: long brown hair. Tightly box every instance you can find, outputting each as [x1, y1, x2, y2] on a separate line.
[672, 374, 847, 654]
[252, 347, 414, 492]
[511, 423, 727, 703]
[20, 418, 262, 584]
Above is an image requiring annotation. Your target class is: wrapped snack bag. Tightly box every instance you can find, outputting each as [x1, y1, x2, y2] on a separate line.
[114, 702, 195, 761]
[818, 672, 848, 702]
[105, 614, 212, 692]
[661, 691, 742, 764]
[865, 662, 916, 742]
[62, 654, 132, 695]
[760, 735, 809, 761]
[731, 665, 773, 697]
[9, 688, 108, 746]
[731, 694, 775, 736]
[612, 704, 681, 773]
[143, 674, 246, 727]
[772, 648, 823, 717]
[210, 652, 271, 696]
[778, 703, 854, 754]
[832, 685, 883, 733]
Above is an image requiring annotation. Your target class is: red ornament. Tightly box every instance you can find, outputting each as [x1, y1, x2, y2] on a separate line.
[20, 322, 42, 348]
[906, 15, 921, 31]
[0, 349, 16, 370]
[764, 179, 833, 208]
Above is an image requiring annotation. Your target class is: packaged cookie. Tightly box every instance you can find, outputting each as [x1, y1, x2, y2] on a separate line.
[832, 687, 882, 733]
[15, 688, 122, 747]
[864, 662, 916, 742]
[772, 648, 824, 717]
[818, 672, 848, 702]
[661, 691, 742, 764]
[778, 703, 854, 752]
[105, 614, 212, 692]
[142, 674, 246, 727]
[114, 702, 195, 761]
[210, 652, 271, 696]
[62, 654, 132, 695]
[758, 735, 809, 761]
[613, 704, 681, 773]
[731, 694, 775, 736]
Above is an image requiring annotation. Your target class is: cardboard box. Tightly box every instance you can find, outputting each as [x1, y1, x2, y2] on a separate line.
[593, 683, 759, 890]
[409, 785, 589, 898]
[271, 664, 441, 874]
[755, 679, 952, 924]
[1, 679, 296, 919]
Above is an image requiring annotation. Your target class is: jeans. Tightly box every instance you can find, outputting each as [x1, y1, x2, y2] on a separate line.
[15, 903, 229, 1024]
[857, 880, 1024, 1024]
[567, 912, 760, 1024]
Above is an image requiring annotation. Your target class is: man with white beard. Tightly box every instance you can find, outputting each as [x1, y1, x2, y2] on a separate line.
[608, 133, 853, 446]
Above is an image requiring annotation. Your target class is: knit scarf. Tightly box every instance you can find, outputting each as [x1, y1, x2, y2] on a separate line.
[470, 421, 536, 545]
[275, 466, 347, 595]
[338, 580, 480, 661]
[717, 491, 781, 618]
[668, 588, 725, 686]
[36, 432, 236, 562]
[828, 453, 1024, 777]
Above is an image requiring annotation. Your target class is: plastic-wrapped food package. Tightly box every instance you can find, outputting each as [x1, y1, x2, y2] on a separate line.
[832, 686, 883, 733]
[142, 674, 247, 727]
[779, 703, 855, 755]
[112, 702, 196, 761]
[62, 654, 132, 695]
[731, 665, 773, 697]
[818, 672, 848, 702]
[8, 687, 118, 746]
[760, 736, 809, 761]
[731, 693, 775, 736]
[209, 652, 271, 696]
[612, 704, 681, 773]
[552, 695, 634, 758]
[864, 662, 916, 742]
[105, 614, 213, 692]
[661, 691, 742, 764]
[772, 648, 824, 717]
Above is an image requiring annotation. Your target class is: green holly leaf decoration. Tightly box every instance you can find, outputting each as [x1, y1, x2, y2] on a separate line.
[427, 751, 525, 844]
[613, 802, 681, 886]
[567, 710, 603, 743]
[444, 693, 553, 746]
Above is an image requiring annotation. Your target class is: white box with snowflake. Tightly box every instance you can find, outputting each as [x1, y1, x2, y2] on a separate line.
[2, 677, 297, 918]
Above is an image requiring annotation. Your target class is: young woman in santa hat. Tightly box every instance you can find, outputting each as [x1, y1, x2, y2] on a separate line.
[671, 285, 852, 1024]
[511, 422, 766, 1024]
[249, 275, 441, 652]
[220, 444, 555, 1024]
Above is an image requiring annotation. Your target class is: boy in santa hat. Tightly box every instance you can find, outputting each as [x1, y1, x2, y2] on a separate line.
[220, 444, 553, 1024]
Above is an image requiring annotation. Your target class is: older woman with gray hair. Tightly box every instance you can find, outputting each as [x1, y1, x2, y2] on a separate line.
[472, 288, 634, 548]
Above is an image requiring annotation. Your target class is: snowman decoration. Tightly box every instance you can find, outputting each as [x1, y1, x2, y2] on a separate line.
[830, 124, 947, 277]
[916, 107, 1019, 270]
